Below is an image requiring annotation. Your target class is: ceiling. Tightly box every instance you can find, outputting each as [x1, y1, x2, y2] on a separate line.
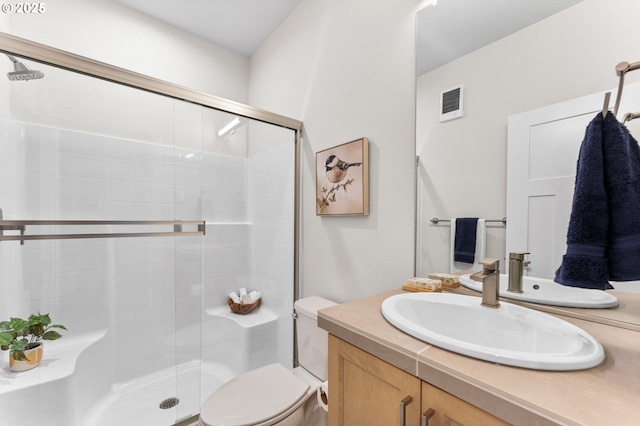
[116, 0, 582, 74]
[417, 0, 582, 76]
[116, 0, 304, 56]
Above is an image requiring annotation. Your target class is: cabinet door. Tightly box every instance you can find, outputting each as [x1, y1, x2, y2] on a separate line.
[328, 335, 421, 426]
[421, 382, 510, 426]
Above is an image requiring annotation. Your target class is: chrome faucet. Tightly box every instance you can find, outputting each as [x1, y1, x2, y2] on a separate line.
[508, 252, 530, 293]
[470, 257, 500, 308]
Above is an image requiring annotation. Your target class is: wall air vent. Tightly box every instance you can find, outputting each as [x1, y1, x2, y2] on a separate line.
[439, 84, 464, 122]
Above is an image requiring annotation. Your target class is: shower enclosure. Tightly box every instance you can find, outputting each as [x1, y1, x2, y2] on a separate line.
[0, 34, 302, 425]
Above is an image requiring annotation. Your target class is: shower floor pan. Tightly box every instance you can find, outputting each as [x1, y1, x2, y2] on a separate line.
[82, 361, 235, 426]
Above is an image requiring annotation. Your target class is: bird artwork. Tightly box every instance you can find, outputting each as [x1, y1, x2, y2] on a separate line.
[316, 138, 369, 215]
[324, 155, 362, 183]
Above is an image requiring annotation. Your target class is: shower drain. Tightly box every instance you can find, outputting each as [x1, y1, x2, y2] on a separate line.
[159, 397, 180, 410]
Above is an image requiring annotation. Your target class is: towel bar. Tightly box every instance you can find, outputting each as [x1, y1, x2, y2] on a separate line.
[0, 209, 205, 244]
[430, 217, 506, 225]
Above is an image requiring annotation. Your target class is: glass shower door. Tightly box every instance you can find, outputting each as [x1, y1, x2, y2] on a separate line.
[0, 57, 202, 425]
[0, 49, 299, 426]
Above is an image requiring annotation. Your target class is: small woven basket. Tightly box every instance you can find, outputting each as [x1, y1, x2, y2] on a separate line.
[228, 298, 260, 315]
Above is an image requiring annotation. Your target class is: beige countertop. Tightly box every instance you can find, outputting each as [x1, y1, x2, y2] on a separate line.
[318, 289, 640, 426]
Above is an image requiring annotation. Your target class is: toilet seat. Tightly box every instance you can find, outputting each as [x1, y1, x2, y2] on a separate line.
[199, 363, 310, 426]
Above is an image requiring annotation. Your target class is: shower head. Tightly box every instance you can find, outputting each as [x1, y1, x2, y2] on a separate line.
[5, 54, 44, 81]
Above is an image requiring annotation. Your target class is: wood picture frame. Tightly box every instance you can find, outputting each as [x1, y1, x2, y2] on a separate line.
[316, 137, 369, 216]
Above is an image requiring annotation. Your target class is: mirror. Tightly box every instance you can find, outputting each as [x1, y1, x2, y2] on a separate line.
[415, 0, 640, 329]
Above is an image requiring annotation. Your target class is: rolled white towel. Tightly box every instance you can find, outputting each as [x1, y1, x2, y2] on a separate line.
[239, 287, 248, 297]
[228, 292, 241, 304]
[248, 290, 262, 303]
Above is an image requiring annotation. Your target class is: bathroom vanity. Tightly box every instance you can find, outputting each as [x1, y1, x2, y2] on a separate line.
[318, 289, 640, 425]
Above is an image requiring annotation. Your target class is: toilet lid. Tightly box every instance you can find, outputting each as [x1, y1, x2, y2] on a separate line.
[200, 363, 310, 426]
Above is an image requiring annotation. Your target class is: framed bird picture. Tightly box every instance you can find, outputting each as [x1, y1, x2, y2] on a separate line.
[316, 137, 369, 216]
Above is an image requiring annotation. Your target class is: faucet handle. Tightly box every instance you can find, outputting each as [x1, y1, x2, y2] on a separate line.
[478, 257, 500, 273]
[509, 252, 530, 260]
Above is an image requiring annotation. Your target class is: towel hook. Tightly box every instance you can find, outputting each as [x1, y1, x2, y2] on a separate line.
[612, 60, 640, 118]
[602, 92, 611, 118]
[623, 112, 640, 123]
[602, 60, 640, 119]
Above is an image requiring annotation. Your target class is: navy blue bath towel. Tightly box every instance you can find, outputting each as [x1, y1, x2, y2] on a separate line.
[555, 112, 640, 290]
[454, 218, 478, 264]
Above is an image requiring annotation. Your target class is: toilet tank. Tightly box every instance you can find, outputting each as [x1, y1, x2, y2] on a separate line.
[294, 296, 337, 381]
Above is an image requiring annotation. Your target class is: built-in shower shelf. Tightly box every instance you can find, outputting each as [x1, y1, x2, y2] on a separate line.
[0, 329, 106, 393]
[206, 304, 278, 328]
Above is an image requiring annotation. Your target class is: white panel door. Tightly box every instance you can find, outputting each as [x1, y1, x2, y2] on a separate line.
[506, 82, 640, 280]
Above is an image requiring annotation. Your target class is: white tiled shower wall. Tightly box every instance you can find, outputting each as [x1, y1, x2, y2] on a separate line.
[0, 119, 294, 385]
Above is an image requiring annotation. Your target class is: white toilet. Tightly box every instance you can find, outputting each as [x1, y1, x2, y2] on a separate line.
[199, 296, 337, 426]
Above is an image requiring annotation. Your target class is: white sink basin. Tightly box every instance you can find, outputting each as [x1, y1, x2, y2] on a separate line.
[459, 274, 619, 309]
[381, 292, 604, 371]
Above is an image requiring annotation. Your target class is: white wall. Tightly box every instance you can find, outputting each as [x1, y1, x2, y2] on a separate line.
[249, 0, 420, 302]
[416, 0, 640, 275]
[0, 0, 250, 103]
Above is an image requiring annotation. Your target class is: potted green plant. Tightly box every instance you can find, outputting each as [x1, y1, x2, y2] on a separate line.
[0, 313, 67, 372]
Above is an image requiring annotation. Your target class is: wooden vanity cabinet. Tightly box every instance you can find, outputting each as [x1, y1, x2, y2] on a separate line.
[328, 335, 509, 426]
[421, 381, 509, 426]
[328, 335, 421, 425]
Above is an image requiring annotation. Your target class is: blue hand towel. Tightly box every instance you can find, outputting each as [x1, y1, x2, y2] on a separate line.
[555, 112, 640, 289]
[454, 218, 478, 264]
